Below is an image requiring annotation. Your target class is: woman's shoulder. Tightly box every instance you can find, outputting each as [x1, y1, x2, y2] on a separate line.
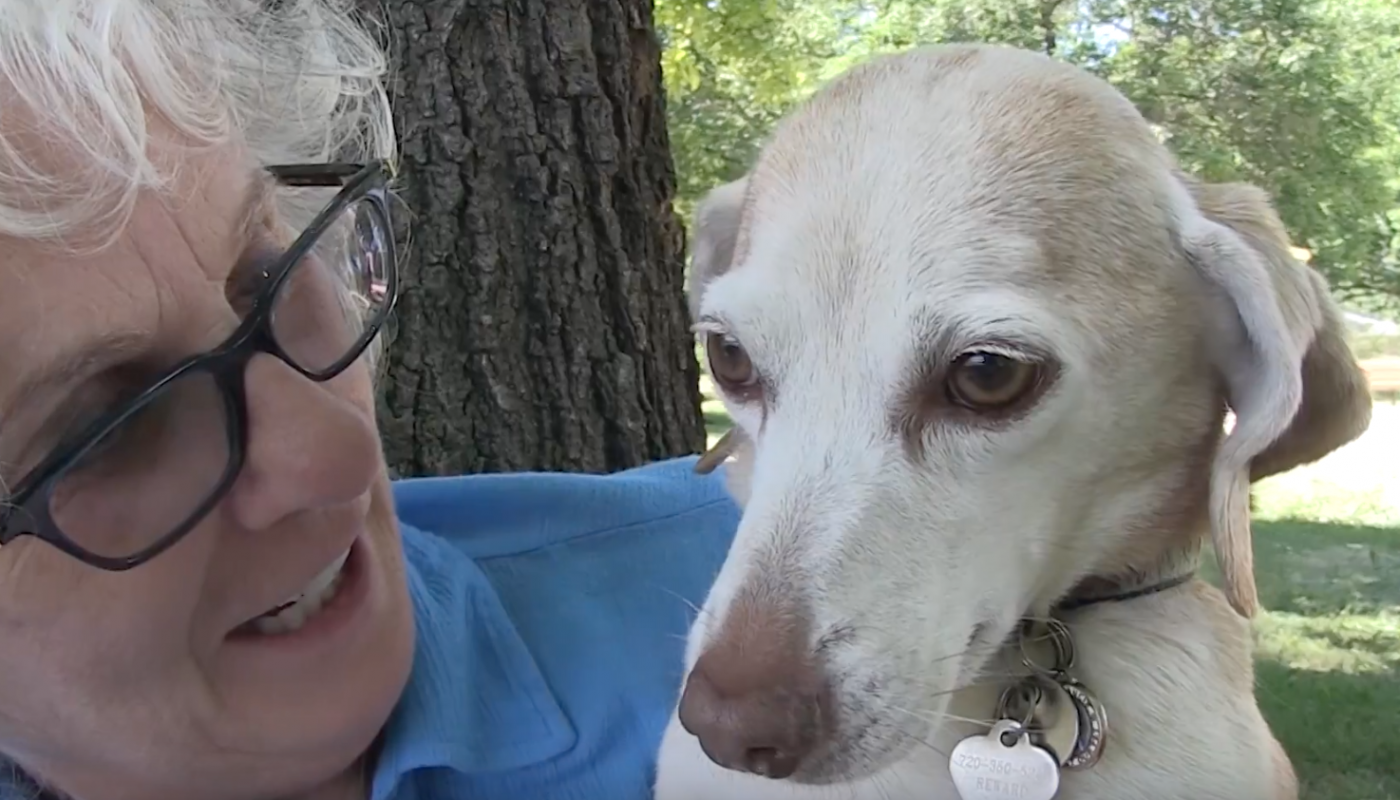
[373, 456, 743, 800]
[390, 455, 740, 560]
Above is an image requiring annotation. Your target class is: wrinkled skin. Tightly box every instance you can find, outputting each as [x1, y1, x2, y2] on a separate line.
[0, 132, 414, 800]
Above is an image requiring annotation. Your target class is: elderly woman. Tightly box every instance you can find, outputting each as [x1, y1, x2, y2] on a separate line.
[0, 2, 739, 799]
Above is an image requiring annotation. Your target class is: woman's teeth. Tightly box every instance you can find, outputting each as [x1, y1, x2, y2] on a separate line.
[247, 551, 350, 636]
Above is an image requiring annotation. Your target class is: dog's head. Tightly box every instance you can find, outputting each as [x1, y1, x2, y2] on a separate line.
[676, 43, 1370, 784]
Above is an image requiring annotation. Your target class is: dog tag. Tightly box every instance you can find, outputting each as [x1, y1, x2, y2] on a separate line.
[950, 720, 1060, 800]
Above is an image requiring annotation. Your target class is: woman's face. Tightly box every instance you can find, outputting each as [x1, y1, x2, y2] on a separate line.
[0, 135, 415, 800]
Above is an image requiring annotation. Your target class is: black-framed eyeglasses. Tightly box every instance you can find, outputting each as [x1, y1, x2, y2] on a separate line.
[0, 161, 398, 571]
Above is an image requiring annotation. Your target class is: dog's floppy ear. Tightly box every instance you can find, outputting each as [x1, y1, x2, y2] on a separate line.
[1247, 260, 1373, 481]
[690, 177, 751, 477]
[1179, 179, 1372, 619]
[694, 428, 756, 507]
[688, 176, 749, 322]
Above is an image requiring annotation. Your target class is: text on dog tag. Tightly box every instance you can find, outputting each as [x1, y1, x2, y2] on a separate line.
[950, 720, 1060, 800]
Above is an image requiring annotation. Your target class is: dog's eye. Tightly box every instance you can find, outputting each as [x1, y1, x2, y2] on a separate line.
[946, 351, 1040, 411]
[705, 333, 757, 391]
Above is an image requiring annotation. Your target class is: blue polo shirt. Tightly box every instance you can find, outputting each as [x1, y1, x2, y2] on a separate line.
[370, 455, 741, 800]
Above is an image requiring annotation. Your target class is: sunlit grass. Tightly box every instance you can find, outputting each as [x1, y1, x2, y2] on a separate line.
[1243, 403, 1400, 799]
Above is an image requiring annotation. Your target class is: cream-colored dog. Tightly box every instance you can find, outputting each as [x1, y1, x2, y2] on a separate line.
[654, 43, 1371, 800]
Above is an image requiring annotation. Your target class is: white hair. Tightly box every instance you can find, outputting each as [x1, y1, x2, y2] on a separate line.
[0, 0, 396, 248]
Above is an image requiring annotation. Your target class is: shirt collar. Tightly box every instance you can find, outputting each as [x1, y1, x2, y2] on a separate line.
[370, 522, 576, 800]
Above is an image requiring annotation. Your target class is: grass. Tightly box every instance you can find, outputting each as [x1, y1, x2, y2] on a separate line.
[700, 380, 1400, 799]
[1242, 401, 1400, 800]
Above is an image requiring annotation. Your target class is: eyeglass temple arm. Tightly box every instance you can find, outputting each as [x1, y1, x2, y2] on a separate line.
[265, 163, 367, 187]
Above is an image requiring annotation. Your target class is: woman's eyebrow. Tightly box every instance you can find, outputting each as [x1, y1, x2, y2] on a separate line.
[1, 331, 150, 419]
[4, 169, 274, 421]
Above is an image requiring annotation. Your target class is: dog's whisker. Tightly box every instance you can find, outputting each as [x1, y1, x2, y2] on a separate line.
[891, 665, 1026, 692]
[906, 735, 952, 761]
[886, 703, 996, 729]
[925, 641, 1008, 665]
[868, 765, 902, 800]
[655, 586, 703, 616]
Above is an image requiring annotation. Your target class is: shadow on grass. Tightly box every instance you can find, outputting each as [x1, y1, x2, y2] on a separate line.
[1255, 658, 1400, 799]
[1199, 518, 1400, 617]
[1206, 519, 1400, 799]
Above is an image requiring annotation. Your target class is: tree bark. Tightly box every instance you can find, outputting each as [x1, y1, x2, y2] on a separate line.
[364, 0, 707, 476]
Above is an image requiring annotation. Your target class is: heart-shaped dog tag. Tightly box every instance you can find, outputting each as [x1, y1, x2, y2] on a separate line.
[950, 720, 1060, 800]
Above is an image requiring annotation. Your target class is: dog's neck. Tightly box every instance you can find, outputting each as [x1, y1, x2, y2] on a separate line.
[1055, 539, 1202, 614]
[1050, 423, 1218, 617]
[973, 540, 1202, 775]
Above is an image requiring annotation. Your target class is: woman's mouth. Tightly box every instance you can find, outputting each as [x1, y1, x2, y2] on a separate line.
[236, 550, 351, 636]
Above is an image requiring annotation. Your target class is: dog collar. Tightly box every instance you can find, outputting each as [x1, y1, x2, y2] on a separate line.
[1041, 568, 1199, 764]
[949, 569, 1196, 800]
[1055, 568, 1198, 613]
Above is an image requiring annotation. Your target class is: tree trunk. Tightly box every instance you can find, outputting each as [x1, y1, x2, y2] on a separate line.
[365, 0, 707, 476]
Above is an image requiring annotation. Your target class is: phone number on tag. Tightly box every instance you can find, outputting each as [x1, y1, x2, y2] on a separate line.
[952, 754, 1052, 779]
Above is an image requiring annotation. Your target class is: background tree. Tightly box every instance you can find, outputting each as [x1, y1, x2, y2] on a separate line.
[658, 0, 1400, 312]
[366, 0, 707, 477]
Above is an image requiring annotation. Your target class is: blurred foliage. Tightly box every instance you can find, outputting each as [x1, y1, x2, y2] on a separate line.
[655, 0, 1400, 311]
[1348, 331, 1400, 361]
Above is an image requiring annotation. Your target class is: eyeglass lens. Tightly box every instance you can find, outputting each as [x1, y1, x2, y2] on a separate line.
[273, 196, 393, 376]
[45, 194, 393, 559]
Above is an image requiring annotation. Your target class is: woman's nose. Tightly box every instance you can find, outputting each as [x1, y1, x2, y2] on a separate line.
[224, 354, 381, 531]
